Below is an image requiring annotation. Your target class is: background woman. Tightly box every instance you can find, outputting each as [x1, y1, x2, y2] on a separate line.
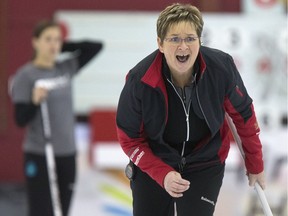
[11, 20, 102, 216]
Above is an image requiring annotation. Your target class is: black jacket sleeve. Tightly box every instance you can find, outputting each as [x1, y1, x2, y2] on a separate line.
[14, 103, 39, 127]
[61, 41, 103, 69]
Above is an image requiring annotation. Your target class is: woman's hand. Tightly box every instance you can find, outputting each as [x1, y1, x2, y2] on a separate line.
[32, 87, 48, 105]
[248, 171, 266, 190]
[164, 171, 190, 198]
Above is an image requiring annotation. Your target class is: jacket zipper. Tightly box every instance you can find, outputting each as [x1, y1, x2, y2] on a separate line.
[166, 78, 191, 172]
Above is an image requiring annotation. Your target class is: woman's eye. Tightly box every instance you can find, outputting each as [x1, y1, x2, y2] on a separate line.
[171, 37, 180, 42]
[187, 37, 196, 42]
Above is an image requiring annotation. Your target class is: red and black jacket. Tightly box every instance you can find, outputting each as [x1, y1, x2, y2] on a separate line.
[116, 46, 263, 188]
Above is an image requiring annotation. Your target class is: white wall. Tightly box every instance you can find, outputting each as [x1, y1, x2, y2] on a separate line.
[55, 11, 287, 128]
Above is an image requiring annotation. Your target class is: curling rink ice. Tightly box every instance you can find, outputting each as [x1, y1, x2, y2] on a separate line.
[69, 123, 287, 216]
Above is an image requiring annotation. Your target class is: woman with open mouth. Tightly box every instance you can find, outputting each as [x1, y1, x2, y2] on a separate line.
[116, 3, 266, 216]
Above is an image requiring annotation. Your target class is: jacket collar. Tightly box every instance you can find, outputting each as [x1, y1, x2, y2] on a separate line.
[141, 51, 163, 88]
[198, 50, 207, 77]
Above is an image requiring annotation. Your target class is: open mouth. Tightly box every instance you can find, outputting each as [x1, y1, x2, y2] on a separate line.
[176, 55, 190, 63]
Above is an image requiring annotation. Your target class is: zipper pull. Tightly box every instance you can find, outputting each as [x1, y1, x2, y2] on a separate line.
[181, 157, 186, 167]
[179, 157, 186, 173]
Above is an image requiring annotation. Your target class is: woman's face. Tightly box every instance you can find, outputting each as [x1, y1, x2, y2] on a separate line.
[158, 21, 200, 76]
[32, 26, 62, 61]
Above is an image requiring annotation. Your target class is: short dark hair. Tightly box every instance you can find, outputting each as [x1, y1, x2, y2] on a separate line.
[33, 20, 60, 38]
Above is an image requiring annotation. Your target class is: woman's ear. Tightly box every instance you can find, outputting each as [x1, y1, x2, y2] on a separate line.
[32, 38, 38, 50]
[157, 37, 164, 53]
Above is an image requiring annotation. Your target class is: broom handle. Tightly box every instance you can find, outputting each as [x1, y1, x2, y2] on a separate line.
[225, 113, 273, 216]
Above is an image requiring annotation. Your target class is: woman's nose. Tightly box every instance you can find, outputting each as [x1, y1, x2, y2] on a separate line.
[178, 40, 189, 50]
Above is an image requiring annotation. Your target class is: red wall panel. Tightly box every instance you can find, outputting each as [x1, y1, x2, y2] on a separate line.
[0, 0, 240, 181]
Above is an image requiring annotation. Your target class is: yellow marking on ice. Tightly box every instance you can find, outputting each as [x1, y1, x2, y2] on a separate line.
[100, 183, 132, 206]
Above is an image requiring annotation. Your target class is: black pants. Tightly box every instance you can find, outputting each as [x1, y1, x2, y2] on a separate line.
[131, 163, 225, 216]
[24, 153, 76, 216]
